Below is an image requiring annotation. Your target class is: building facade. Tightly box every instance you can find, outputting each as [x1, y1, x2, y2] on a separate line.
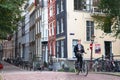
[41, 0, 49, 63]
[34, 2, 42, 62]
[2, 40, 14, 59]
[56, 0, 67, 59]
[29, 2, 36, 62]
[47, 0, 120, 62]
[48, 0, 56, 61]
[66, 0, 120, 60]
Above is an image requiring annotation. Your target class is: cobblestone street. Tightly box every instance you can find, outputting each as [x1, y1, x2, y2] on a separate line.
[1, 71, 120, 80]
[0, 61, 120, 80]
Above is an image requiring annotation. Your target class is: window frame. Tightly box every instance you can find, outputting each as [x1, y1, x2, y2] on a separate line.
[86, 21, 94, 41]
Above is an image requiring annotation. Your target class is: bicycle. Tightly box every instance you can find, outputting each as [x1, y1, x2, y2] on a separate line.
[74, 58, 88, 76]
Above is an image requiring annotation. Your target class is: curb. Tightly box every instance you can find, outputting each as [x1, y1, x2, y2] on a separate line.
[93, 72, 120, 77]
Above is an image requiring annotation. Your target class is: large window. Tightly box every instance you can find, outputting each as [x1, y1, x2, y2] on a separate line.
[72, 39, 78, 57]
[86, 21, 94, 41]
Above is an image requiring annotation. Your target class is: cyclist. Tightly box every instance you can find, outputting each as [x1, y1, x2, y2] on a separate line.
[74, 39, 85, 71]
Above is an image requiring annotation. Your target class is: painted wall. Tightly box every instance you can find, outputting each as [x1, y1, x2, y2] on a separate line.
[66, 0, 120, 60]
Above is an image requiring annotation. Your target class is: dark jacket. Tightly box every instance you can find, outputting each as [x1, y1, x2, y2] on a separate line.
[74, 44, 85, 57]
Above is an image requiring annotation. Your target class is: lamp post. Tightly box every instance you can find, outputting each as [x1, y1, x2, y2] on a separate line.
[90, 35, 95, 70]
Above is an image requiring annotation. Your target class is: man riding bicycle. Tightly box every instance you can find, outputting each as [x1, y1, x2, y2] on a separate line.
[74, 39, 85, 70]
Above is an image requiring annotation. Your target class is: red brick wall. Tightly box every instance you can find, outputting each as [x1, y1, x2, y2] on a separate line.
[48, 0, 56, 57]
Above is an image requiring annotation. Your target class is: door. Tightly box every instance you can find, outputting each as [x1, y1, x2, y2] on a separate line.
[104, 41, 112, 60]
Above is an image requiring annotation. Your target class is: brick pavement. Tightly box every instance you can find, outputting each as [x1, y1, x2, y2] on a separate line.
[1, 71, 120, 80]
[1, 61, 120, 80]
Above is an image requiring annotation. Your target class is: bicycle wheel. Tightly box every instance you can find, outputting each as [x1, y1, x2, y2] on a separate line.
[80, 61, 88, 76]
[74, 62, 80, 75]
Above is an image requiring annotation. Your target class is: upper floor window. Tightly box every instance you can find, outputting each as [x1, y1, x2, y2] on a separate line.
[104, 25, 111, 33]
[57, 21, 60, 34]
[74, 0, 82, 10]
[56, 41, 59, 58]
[83, 0, 92, 11]
[86, 21, 94, 41]
[52, 22, 54, 35]
[61, 0, 64, 12]
[49, 25, 51, 36]
[57, 4, 59, 14]
[49, 6, 53, 17]
[50, 0, 52, 3]
[74, 0, 93, 12]
[61, 18, 64, 33]
[93, 0, 100, 7]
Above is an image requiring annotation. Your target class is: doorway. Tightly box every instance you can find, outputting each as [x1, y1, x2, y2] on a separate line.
[104, 41, 112, 60]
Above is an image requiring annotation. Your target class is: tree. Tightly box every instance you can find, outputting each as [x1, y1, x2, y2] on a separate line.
[92, 0, 120, 38]
[0, 0, 27, 39]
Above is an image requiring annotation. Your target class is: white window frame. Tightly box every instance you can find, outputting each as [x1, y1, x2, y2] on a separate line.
[86, 21, 94, 41]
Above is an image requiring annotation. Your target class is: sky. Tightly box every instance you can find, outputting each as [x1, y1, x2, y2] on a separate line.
[29, 0, 34, 4]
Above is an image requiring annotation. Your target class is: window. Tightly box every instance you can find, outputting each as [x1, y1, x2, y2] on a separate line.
[74, 0, 82, 10]
[61, 40, 64, 58]
[36, 23, 38, 34]
[46, 29, 48, 37]
[93, 0, 100, 6]
[74, 0, 92, 11]
[61, 18, 64, 33]
[61, 0, 63, 12]
[56, 41, 59, 58]
[84, 0, 92, 11]
[57, 21, 59, 34]
[104, 26, 111, 33]
[52, 22, 54, 35]
[57, 4, 59, 14]
[72, 39, 78, 57]
[50, 0, 52, 3]
[49, 6, 53, 17]
[49, 25, 51, 36]
[50, 45, 52, 55]
[37, 22, 40, 33]
[86, 21, 94, 41]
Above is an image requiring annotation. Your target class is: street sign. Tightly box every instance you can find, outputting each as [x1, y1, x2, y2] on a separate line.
[90, 43, 93, 50]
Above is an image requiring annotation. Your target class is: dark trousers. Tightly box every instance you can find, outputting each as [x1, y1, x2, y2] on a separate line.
[76, 55, 83, 68]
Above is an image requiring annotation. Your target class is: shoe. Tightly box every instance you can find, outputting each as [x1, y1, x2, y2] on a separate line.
[76, 71, 80, 75]
[76, 73, 79, 75]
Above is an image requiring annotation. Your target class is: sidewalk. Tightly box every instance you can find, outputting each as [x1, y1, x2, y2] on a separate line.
[93, 72, 120, 77]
